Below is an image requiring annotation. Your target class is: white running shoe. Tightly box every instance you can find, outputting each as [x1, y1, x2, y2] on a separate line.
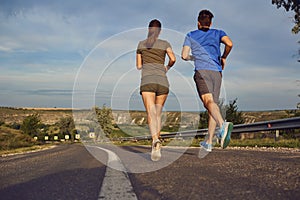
[151, 139, 162, 161]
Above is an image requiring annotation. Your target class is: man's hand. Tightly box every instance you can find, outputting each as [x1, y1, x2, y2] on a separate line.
[181, 46, 194, 61]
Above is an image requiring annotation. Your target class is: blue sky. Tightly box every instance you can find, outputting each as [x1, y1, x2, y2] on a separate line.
[0, 0, 299, 111]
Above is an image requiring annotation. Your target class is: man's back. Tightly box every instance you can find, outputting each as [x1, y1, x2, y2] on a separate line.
[184, 28, 227, 71]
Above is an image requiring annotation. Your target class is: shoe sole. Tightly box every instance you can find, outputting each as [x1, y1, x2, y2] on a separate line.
[198, 147, 210, 158]
[222, 122, 233, 149]
[151, 142, 161, 161]
[200, 142, 212, 152]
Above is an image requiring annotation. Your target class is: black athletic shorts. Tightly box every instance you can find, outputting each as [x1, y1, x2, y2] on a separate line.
[140, 83, 169, 96]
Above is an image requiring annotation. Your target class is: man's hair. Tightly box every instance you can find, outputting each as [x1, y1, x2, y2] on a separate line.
[198, 10, 214, 26]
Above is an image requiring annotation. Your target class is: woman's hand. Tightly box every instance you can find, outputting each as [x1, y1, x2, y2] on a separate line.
[165, 65, 170, 72]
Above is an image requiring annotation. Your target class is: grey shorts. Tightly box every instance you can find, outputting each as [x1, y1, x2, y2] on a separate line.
[193, 70, 222, 103]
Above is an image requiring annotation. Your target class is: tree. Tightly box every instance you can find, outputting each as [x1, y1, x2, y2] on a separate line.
[272, 0, 300, 33]
[225, 99, 245, 125]
[297, 94, 300, 109]
[21, 113, 41, 137]
[198, 111, 209, 129]
[57, 116, 75, 138]
[272, 0, 300, 62]
[94, 105, 114, 137]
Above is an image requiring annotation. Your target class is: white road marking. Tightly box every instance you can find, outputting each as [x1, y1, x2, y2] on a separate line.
[87, 146, 138, 200]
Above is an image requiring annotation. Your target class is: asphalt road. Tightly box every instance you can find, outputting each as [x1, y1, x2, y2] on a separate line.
[0, 144, 299, 200]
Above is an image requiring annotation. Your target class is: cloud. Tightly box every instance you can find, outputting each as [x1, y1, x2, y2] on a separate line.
[0, 0, 299, 110]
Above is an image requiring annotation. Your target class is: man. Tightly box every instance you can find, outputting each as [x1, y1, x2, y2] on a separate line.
[181, 9, 233, 152]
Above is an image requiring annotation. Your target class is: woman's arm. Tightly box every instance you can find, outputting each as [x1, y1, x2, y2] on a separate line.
[136, 53, 142, 70]
[165, 47, 176, 71]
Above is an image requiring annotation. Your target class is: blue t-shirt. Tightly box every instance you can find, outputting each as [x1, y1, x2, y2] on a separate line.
[183, 29, 227, 72]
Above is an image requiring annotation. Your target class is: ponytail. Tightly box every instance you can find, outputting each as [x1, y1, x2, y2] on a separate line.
[146, 19, 161, 49]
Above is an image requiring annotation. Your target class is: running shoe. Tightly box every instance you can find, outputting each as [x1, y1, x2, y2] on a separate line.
[217, 122, 234, 149]
[199, 141, 212, 152]
[151, 139, 162, 161]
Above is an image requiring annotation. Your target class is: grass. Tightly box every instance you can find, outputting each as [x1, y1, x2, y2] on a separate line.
[185, 137, 299, 148]
[112, 137, 300, 149]
[1, 124, 299, 157]
[0, 126, 57, 157]
[110, 127, 300, 148]
[0, 126, 39, 151]
[228, 138, 300, 148]
[1, 136, 298, 157]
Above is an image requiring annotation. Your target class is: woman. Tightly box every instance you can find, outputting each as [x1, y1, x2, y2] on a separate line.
[136, 19, 176, 161]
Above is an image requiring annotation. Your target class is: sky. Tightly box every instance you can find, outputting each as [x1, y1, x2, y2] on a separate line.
[0, 0, 299, 111]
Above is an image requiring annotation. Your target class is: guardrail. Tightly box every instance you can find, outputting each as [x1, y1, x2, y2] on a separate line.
[117, 117, 300, 141]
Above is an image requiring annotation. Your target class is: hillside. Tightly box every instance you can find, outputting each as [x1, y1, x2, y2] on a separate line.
[0, 126, 38, 150]
[0, 107, 73, 125]
[0, 107, 299, 126]
[0, 107, 299, 151]
[241, 110, 299, 123]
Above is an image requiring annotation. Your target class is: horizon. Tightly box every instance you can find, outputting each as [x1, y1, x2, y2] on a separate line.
[1, 106, 298, 113]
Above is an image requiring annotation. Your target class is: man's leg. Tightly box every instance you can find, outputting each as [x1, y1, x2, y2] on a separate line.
[195, 70, 233, 150]
[207, 113, 217, 144]
[201, 93, 224, 128]
[198, 93, 223, 152]
[201, 93, 233, 149]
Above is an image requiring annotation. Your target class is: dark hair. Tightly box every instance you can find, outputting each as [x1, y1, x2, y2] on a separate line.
[198, 10, 214, 27]
[146, 19, 161, 49]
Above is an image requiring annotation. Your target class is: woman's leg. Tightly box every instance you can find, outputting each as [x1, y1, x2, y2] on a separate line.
[141, 92, 158, 141]
[154, 94, 168, 138]
[141, 92, 168, 140]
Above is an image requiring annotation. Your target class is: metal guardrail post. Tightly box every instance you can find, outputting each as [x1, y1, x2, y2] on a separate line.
[275, 130, 280, 141]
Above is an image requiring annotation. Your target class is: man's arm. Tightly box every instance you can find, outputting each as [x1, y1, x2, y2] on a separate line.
[181, 46, 195, 61]
[220, 36, 233, 70]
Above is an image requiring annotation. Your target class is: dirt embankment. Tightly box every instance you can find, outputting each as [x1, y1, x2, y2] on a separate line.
[0, 107, 298, 125]
[0, 107, 73, 125]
